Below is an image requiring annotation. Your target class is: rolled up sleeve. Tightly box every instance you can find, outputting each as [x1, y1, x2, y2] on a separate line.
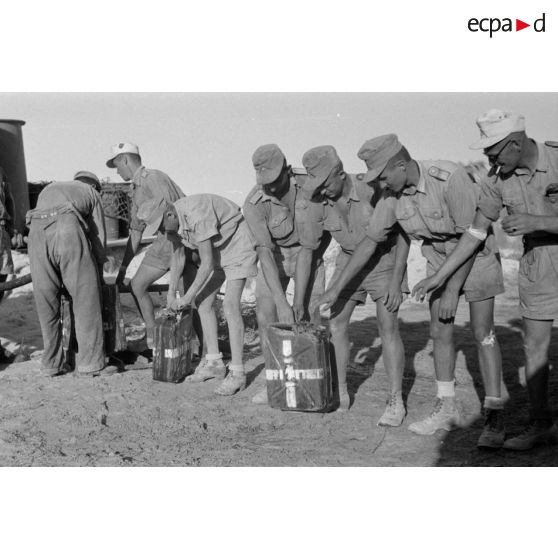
[477, 178, 504, 222]
[295, 198, 325, 250]
[243, 200, 274, 249]
[365, 195, 398, 243]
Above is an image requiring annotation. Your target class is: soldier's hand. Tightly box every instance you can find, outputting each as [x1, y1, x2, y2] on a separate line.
[277, 301, 295, 324]
[438, 288, 459, 321]
[317, 287, 340, 312]
[115, 265, 127, 286]
[412, 275, 443, 301]
[166, 291, 177, 309]
[382, 280, 403, 313]
[501, 213, 541, 236]
[292, 302, 305, 323]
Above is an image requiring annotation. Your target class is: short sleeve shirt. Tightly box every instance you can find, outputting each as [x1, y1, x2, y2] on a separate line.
[174, 194, 244, 250]
[243, 177, 299, 249]
[477, 141, 558, 231]
[129, 166, 185, 231]
[298, 173, 387, 254]
[366, 160, 478, 243]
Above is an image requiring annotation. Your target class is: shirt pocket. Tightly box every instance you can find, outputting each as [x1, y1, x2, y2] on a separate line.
[417, 204, 449, 235]
[323, 213, 342, 233]
[268, 209, 295, 240]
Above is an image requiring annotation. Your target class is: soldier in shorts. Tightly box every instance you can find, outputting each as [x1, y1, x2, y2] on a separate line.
[107, 142, 185, 349]
[139, 194, 257, 396]
[320, 135, 506, 448]
[414, 110, 558, 450]
[302, 146, 410, 421]
[243, 144, 329, 404]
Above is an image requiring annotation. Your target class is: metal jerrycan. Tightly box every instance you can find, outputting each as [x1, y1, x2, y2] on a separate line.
[152, 306, 195, 383]
[263, 322, 334, 412]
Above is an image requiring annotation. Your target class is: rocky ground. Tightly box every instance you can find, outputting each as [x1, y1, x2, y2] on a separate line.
[0, 246, 556, 466]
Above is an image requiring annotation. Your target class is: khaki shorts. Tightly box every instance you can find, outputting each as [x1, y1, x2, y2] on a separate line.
[255, 244, 325, 303]
[217, 220, 258, 280]
[422, 239, 504, 303]
[518, 244, 558, 320]
[141, 232, 173, 272]
[330, 249, 409, 305]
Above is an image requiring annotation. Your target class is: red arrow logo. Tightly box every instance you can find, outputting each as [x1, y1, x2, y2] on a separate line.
[516, 19, 530, 31]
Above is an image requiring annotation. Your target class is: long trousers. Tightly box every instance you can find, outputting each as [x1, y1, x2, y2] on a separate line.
[28, 213, 105, 373]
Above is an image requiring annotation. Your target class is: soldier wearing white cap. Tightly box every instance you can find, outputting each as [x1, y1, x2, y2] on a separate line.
[106, 142, 185, 349]
[414, 110, 558, 450]
[319, 135, 506, 447]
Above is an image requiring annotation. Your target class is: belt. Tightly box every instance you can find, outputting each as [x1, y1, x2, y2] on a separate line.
[27, 205, 89, 232]
[523, 235, 558, 250]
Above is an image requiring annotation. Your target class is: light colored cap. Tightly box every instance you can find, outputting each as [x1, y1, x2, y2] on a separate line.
[106, 142, 140, 168]
[301, 145, 343, 195]
[73, 170, 101, 190]
[470, 109, 526, 150]
[136, 197, 172, 236]
[252, 144, 286, 185]
[357, 134, 403, 183]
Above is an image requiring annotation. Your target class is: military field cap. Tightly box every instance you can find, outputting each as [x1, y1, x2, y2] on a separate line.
[470, 109, 526, 150]
[301, 145, 343, 195]
[106, 142, 140, 168]
[357, 134, 403, 183]
[137, 197, 172, 237]
[252, 144, 286, 185]
[73, 170, 101, 190]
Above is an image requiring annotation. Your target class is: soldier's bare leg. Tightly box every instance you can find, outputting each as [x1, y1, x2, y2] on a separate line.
[131, 263, 167, 347]
[469, 297, 506, 448]
[469, 298, 502, 398]
[408, 295, 460, 435]
[503, 317, 558, 450]
[375, 300, 406, 426]
[429, 296, 455, 382]
[215, 278, 248, 396]
[329, 298, 358, 411]
[523, 317, 553, 419]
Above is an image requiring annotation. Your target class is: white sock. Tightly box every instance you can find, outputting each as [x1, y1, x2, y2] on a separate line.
[228, 364, 245, 376]
[436, 380, 455, 399]
[484, 396, 504, 410]
[205, 352, 223, 362]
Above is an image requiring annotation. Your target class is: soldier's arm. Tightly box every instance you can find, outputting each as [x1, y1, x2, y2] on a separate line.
[117, 194, 143, 284]
[243, 200, 291, 311]
[181, 238, 215, 305]
[167, 233, 186, 307]
[88, 191, 108, 279]
[412, 210, 491, 299]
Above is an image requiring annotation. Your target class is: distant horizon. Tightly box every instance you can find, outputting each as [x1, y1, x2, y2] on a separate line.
[2, 92, 556, 205]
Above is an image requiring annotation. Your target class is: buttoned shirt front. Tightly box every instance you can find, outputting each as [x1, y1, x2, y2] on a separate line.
[174, 194, 244, 250]
[478, 141, 558, 231]
[129, 166, 185, 232]
[301, 174, 385, 254]
[243, 177, 299, 249]
[366, 160, 478, 244]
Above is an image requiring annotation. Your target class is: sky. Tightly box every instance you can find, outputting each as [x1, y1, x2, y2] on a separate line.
[2, 92, 557, 206]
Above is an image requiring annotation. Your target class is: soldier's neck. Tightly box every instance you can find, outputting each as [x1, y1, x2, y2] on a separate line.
[405, 160, 420, 188]
[517, 138, 538, 172]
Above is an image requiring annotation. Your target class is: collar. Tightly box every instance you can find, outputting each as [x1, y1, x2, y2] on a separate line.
[514, 141, 546, 177]
[131, 165, 146, 185]
[402, 162, 427, 196]
[259, 176, 297, 205]
[324, 175, 360, 205]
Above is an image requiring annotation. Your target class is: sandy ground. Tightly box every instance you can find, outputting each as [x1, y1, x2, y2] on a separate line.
[1, 244, 557, 466]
